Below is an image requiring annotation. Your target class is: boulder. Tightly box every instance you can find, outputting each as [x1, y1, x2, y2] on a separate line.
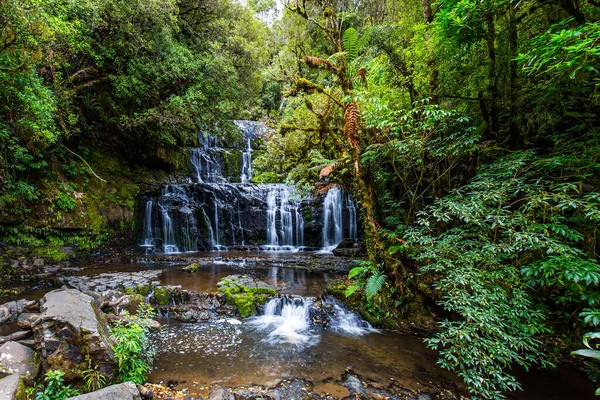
[66, 382, 141, 400]
[0, 301, 36, 324]
[0, 374, 25, 400]
[32, 289, 117, 381]
[0, 342, 39, 382]
[335, 238, 356, 249]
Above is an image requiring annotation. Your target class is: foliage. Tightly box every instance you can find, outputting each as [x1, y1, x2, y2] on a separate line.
[35, 370, 79, 400]
[573, 332, 600, 396]
[110, 303, 156, 384]
[82, 355, 107, 392]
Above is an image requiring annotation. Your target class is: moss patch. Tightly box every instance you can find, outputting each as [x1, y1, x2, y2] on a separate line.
[217, 275, 276, 317]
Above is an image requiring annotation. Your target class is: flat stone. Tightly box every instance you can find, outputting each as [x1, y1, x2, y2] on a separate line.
[0, 341, 39, 382]
[0, 374, 24, 400]
[67, 382, 141, 400]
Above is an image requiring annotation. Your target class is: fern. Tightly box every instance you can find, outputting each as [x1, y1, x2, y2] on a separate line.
[343, 28, 358, 63]
[345, 285, 361, 297]
[348, 266, 365, 279]
[365, 272, 386, 300]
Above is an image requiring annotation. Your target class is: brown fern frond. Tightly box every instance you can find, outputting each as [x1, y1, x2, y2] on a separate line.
[316, 183, 339, 196]
[343, 102, 360, 151]
[319, 161, 344, 180]
[301, 56, 338, 74]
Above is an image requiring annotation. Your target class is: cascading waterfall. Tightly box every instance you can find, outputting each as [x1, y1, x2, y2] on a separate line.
[322, 296, 376, 336]
[241, 136, 252, 184]
[141, 200, 154, 247]
[347, 193, 358, 242]
[265, 186, 305, 251]
[247, 297, 317, 347]
[322, 187, 343, 250]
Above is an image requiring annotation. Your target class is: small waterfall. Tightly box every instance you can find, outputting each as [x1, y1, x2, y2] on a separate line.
[141, 199, 154, 247]
[190, 133, 223, 183]
[160, 205, 179, 254]
[241, 136, 252, 183]
[265, 186, 305, 251]
[247, 297, 317, 347]
[347, 193, 358, 242]
[322, 188, 343, 250]
[323, 297, 377, 336]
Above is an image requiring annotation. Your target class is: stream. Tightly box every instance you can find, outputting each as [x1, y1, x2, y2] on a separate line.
[63, 252, 594, 399]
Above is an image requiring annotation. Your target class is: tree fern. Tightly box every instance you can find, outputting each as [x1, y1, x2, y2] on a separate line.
[365, 272, 386, 300]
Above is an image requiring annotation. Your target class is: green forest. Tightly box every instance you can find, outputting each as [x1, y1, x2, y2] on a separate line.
[1, 0, 600, 399]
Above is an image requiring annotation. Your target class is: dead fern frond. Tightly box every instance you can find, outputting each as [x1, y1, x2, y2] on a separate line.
[319, 161, 344, 180]
[301, 56, 338, 74]
[343, 101, 361, 151]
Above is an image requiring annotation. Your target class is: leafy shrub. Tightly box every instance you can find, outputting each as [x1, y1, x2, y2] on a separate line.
[110, 303, 156, 384]
[35, 370, 79, 400]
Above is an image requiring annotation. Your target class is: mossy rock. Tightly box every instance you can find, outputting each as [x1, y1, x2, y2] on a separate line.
[217, 274, 276, 317]
[121, 293, 145, 314]
[134, 284, 152, 297]
[153, 287, 173, 306]
[183, 263, 200, 273]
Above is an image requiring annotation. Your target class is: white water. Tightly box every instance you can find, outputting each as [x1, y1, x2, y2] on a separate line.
[264, 186, 305, 251]
[322, 187, 343, 251]
[323, 297, 377, 336]
[347, 193, 358, 242]
[247, 297, 318, 347]
[141, 200, 154, 247]
[241, 136, 252, 184]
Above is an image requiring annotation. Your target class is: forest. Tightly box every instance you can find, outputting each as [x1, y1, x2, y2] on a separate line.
[1, 0, 600, 399]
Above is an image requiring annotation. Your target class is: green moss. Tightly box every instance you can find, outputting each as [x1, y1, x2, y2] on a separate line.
[232, 292, 255, 317]
[183, 263, 200, 272]
[134, 284, 152, 297]
[217, 276, 276, 317]
[153, 287, 172, 306]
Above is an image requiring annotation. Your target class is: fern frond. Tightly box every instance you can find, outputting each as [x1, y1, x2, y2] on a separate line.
[345, 285, 361, 297]
[365, 272, 386, 300]
[343, 28, 358, 63]
[356, 28, 371, 55]
[348, 266, 365, 279]
[343, 101, 360, 150]
[354, 68, 368, 88]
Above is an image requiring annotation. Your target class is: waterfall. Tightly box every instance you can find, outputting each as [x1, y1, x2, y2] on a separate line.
[190, 133, 223, 183]
[247, 297, 317, 347]
[347, 193, 358, 242]
[142, 199, 154, 247]
[322, 187, 343, 250]
[323, 296, 377, 336]
[160, 205, 178, 254]
[241, 136, 252, 183]
[265, 186, 305, 251]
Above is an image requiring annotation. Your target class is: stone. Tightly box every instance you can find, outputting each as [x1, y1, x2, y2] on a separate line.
[0, 374, 25, 400]
[335, 238, 356, 249]
[33, 289, 117, 381]
[16, 314, 39, 330]
[0, 331, 31, 345]
[344, 375, 368, 397]
[0, 301, 36, 324]
[66, 382, 141, 400]
[0, 342, 39, 382]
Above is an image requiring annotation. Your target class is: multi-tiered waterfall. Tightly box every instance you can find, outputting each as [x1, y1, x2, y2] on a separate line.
[139, 122, 360, 254]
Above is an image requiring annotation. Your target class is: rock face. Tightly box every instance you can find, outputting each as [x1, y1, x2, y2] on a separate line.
[66, 382, 140, 400]
[0, 342, 39, 382]
[32, 289, 117, 381]
[0, 300, 36, 324]
[0, 374, 25, 400]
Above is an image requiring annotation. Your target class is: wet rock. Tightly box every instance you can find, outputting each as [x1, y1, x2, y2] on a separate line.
[182, 263, 200, 272]
[0, 341, 40, 382]
[335, 238, 356, 249]
[344, 375, 368, 397]
[33, 289, 117, 381]
[0, 374, 25, 400]
[0, 300, 36, 324]
[16, 313, 40, 330]
[66, 382, 141, 399]
[0, 331, 32, 345]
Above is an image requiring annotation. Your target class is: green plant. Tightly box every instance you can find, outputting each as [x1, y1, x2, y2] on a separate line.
[110, 303, 156, 384]
[573, 332, 600, 396]
[35, 370, 79, 400]
[345, 260, 387, 300]
[81, 355, 107, 392]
